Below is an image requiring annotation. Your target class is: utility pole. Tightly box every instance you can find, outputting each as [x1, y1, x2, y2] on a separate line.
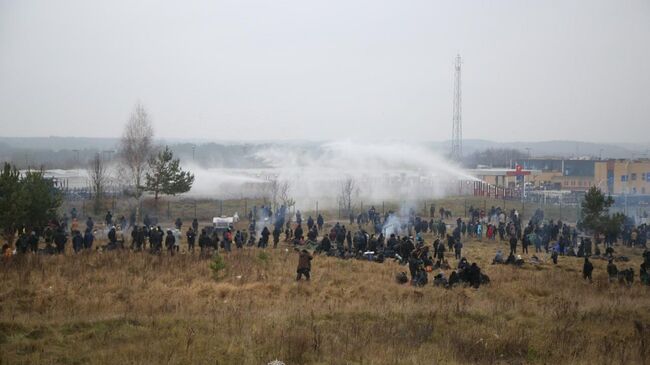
[451, 54, 463, 162]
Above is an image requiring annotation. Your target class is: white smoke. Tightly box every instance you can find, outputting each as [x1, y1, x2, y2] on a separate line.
[186, 140, 478, 210]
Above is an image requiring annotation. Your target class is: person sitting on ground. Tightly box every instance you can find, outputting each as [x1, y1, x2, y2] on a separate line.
[458, 257, 469, 271]
[492, 250, 505, 264]
[468, 263, 482, 288]
[505, 252, 516, 265]
[433, 271, 448, 287]
[315, 235, 332, 255]
[395, 272, 408, 284]
[448, 270, 460, 287]
[514, 254, 525, 266]
[551, 249, 559, 265]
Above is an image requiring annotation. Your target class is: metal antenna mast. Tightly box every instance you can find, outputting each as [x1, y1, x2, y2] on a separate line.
[451, 54, 463, 161]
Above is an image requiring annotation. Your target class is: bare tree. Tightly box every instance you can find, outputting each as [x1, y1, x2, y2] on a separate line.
[338, 177, 356, 216]
[279, 180, 294, 209]
[265, 176, 280, 211]
[263, 176, 294, 211]
[118, 102, 154, 222]
[87, 152, 110, 214]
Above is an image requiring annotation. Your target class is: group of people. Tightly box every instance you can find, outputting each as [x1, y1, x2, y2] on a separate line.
[3, 203, 649, 289]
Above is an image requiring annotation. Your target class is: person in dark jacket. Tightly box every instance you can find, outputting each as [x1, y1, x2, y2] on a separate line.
[186, 227, 197, 252]
[583, 257, 594, 282]
[108, 227, 117, 246]
[316, 235, 332, 254]
[454, 240, 463, 260]
[28, 231, 39, 253]
[468, 262, 482, 288]
[198, 229, 211, 256]
[296, 249, 313, 280]
[72, 230, 84, 253]
[509, 236, 518, 255]
[53, 228, 67, 254]
[272, 226, 281, 248]
[83, 229, 94, 250]
[260, 226, 270, 248]
[294, 225, 304, 242]
[234, 230, 244, 249]
[436, 240, 446, 260]
[165, 230, 176, 255]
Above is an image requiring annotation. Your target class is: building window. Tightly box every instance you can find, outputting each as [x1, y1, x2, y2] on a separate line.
[631, 173, 637, 181]
[621, 175, 628, 182]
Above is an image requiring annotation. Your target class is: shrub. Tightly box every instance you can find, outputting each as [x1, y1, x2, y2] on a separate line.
[210, 254, 227, 280]
[257, 251, 270, 264]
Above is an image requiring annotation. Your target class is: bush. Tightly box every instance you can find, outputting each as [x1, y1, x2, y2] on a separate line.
[209, 254, 227, 280]
[257, 251, 270, 264]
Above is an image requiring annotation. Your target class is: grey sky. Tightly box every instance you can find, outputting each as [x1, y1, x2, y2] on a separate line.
[1, 0, 649, 143]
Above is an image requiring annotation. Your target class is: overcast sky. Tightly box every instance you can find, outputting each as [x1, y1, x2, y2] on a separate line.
[0, 0, 648, 143]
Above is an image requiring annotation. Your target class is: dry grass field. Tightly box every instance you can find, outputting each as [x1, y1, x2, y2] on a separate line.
[1, 215, 649, 365]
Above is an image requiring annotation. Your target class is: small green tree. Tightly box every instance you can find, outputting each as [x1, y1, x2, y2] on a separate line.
[581, 186, 614, 234]
[0, 163, 22, 240]
[144, 146, 194, 201]
[0, 162, 62, 242]
[210, 254, 227, 280]
[19, 170, 63, 229]
[581, 186, 626, 240]
[603, 212, 626, 241]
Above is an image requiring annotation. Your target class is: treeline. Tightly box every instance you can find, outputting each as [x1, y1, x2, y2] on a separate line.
[463, 148, 528, 168]
[0, 142, 276, 170]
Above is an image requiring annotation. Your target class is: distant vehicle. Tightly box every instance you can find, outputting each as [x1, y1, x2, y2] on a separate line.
[212, 213, 239, 234]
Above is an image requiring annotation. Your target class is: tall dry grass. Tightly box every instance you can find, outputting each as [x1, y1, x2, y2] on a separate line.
[1, 229, 649, 364]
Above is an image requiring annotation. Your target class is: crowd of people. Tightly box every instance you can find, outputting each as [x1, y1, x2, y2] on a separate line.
[2, 204, 649, 288]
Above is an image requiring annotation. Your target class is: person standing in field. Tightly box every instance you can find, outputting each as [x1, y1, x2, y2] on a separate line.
[454, 240, 463, 260]
[509, 235, 518, 255]
[296, 248, 313, 281]
[186, 227, 196, 252]
[83, 228, 94, 250]
[165, 230, 176, 255]
[583, 257, 594, 283]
